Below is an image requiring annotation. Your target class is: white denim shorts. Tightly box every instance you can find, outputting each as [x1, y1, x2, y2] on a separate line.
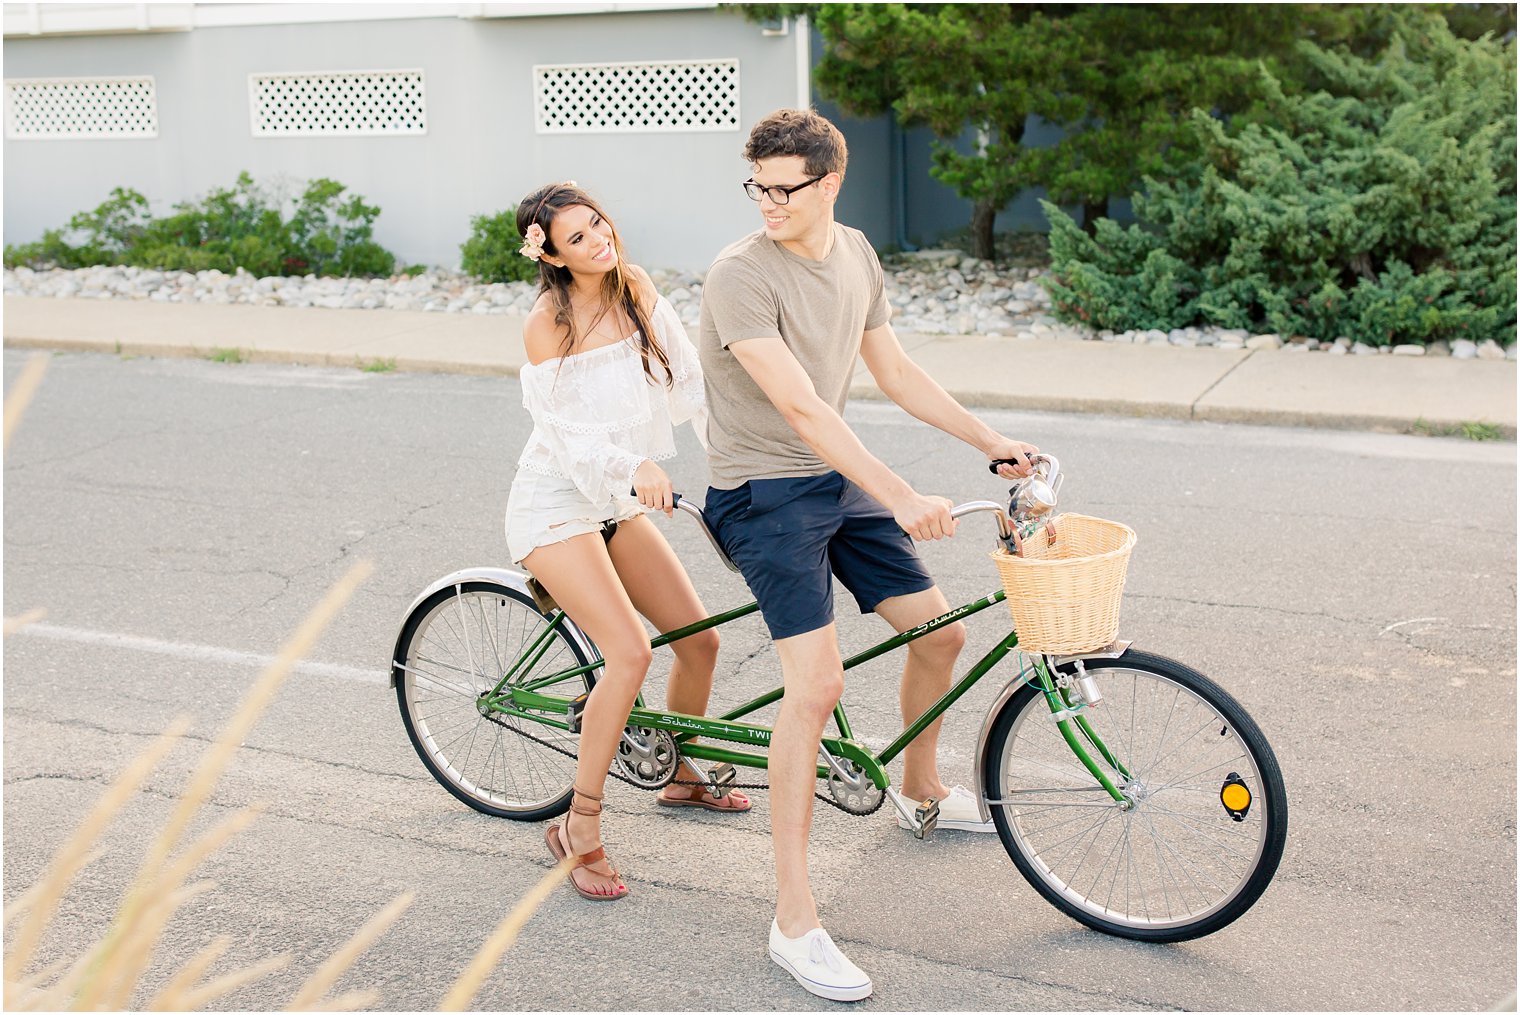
[504, 470, 644, 564]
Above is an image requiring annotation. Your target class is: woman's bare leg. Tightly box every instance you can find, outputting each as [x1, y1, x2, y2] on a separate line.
[605, 515, 746, 808]
[522, 530, 653, 897]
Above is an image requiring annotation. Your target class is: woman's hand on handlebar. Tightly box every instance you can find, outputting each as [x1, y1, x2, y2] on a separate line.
[631, 460, 676, 516]
[987, 438, 1040, 480]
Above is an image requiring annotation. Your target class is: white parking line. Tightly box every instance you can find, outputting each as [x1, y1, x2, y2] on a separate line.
[16, 622, 389, 685]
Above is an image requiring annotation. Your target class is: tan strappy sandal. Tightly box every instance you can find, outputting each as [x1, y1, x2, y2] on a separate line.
[545, 787, 628, 901]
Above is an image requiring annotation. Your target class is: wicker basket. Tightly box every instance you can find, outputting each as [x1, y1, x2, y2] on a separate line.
[990, 513, 1136, 654]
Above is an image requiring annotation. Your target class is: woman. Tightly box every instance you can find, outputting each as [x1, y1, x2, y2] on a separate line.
[506, 182, 749, 902]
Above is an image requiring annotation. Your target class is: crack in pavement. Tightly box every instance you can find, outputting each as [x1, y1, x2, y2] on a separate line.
[1123, 593, 1371, 627]
[3, 709, 424, 785]
[3, 421, 176, 474]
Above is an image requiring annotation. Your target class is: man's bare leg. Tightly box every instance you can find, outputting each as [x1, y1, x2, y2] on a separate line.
[770, 623, 845, 937]
[874, 587, 967, 802]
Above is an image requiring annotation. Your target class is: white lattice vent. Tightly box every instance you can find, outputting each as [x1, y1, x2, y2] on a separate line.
[250, 70, 426, 136]
[4, 77, 158, 139]
[535, 60, 740, 133]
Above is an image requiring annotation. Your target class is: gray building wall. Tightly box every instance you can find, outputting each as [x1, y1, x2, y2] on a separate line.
[3, 8, 801, 272]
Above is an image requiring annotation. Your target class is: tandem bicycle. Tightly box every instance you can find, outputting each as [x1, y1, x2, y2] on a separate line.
[391, 455, 1287, 942]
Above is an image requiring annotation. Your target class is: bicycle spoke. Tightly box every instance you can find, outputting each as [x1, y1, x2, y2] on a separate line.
[997, 658, 1278, 934]
[400, 587, 591, 814]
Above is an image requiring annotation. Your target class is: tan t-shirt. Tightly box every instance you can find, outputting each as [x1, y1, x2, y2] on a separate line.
[699, 223, 891, 490]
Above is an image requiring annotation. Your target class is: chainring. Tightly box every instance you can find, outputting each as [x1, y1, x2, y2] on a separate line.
[614, 725, 679, 789]
[826, 760, 884, 815]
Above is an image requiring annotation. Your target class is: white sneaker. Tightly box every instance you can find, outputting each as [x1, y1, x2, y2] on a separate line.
[895, 784, 997, 833]
[768, 920, 873, 1002]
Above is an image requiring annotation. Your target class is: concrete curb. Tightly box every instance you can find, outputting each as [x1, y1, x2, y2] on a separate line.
[5, 294, 1515, 439]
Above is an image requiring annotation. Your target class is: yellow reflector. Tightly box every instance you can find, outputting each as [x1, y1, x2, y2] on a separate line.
[1221, 783, 1251, 811]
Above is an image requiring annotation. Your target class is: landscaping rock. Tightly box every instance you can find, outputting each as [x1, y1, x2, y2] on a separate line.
[1392, 344, 1426, 356]
[7, 263, 1511, 370]
[1426, 340, 1451, 357]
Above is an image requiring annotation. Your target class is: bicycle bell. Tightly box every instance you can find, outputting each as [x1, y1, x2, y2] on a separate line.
[1008, 455, 1062, 523]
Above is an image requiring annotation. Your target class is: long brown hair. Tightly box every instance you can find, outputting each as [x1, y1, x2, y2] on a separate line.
[516, 182, 672, 388]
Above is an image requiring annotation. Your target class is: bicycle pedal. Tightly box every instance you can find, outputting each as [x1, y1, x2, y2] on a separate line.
[914, 797, 940, 840]
[706, 762, 736, 799]
[565, 693, 589, 734]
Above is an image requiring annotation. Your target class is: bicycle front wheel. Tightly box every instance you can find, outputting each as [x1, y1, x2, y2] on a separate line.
[395, 581, 596, 821]
[982, 649, 1286, 942]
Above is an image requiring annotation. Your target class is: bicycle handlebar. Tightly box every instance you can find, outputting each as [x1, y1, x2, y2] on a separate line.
[987, 451, 1056, 476]
[643, 459, 1048, 566]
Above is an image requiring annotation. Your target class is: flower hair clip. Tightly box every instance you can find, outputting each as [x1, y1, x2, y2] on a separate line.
[519, 222, 547, 262]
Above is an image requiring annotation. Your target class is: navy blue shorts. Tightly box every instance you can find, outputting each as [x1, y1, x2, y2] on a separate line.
[703, 472, 936, 641]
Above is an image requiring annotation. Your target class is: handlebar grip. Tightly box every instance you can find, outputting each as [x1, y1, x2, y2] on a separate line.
[988, 457, 1038, 475]
[630, 488, 682, 508]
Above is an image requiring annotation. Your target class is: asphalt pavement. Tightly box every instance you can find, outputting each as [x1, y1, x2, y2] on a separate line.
[3, 353, 1515, 1011]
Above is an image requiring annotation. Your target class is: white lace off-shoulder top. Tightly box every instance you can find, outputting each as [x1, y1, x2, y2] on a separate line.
[516, 294, 707, 508]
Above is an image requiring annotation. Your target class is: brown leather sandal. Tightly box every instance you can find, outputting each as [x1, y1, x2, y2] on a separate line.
[545, 787, 628, 901]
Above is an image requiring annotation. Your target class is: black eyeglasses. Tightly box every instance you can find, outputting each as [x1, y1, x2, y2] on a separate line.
[742, 174, 826, 205]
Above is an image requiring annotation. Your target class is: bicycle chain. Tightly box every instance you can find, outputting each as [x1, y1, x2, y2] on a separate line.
[486, 712, 885, 816]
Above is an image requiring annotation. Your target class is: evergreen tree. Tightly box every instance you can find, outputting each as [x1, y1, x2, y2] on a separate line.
[740, 3, 1066, 259]
[1026, 5, 1374, 230]
[1042, 10, 1516, 345]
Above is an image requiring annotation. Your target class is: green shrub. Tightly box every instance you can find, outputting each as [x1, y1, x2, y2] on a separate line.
[460, 208, 538, 284]
[5, 172, 395, 278]
[1042, 12, 1516, 346]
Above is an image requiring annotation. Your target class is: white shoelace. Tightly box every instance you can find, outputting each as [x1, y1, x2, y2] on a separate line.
[808, 932, 842, 973]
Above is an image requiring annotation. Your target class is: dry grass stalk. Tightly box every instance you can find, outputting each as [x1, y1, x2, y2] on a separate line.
[438, 856, 574, 1012]
[5, 564, 372, 1010]
[284, 891, 415, 1011]
[31, 881, 217, 1012]
[3, 352, 49, 451]
[144, 935, 231, 1011]
[71, 560, 372, 1010]
[303, 987, 381, 1011]
[3, 607, 47, 637]
[3, 715, 193, 993]
[89, 805, 268, 1010]
[5, 555, 570, 1011]
[169, 954, 293, 1011]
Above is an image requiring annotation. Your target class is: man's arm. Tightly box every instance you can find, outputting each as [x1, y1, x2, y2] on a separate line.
[727, 336, 957, 540]
[860, 321, 1038, 477]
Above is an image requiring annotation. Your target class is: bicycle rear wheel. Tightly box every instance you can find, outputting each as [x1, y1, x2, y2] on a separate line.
[982, 649, 1286, 942]
[395, 581, 596, 821]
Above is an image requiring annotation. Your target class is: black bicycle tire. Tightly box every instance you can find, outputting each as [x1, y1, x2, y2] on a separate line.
[981, 648, 1287, 943]
[395, 581, 596, 822]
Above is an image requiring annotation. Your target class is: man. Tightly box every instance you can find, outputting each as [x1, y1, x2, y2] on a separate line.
[698, 108, 1039, 1002]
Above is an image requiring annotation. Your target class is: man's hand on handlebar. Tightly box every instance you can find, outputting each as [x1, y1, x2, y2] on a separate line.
[892, 490, 957, 541]
[986, 438, 1040, 480]
[631, 459, 676, 516]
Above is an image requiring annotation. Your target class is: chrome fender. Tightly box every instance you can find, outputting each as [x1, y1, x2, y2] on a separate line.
[389, 566, 600, 688]
[970, 640, 1132, 823]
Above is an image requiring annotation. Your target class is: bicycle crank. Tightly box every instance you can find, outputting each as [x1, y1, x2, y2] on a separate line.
[825, 758, 885, 815]
[614, 724, 679, 789]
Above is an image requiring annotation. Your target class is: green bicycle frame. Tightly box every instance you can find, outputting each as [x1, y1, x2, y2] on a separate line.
[484, 585, 1131, 804]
